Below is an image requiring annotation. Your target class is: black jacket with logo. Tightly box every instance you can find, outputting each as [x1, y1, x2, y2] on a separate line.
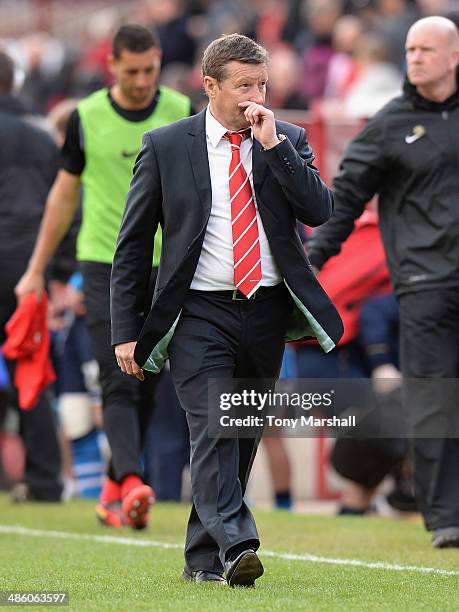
[308, 75, 459, 296]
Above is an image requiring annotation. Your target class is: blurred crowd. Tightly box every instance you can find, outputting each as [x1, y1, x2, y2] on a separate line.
[2, 0, 455, 517]
[1, 0, 459, 121]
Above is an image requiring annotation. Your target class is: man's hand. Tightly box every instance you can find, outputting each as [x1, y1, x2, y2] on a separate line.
[372, 363, 402, 395]
[238, 102, 280, 150]
[48, 280, 71, 312]
[15, 269, 45, 302]
[115, 341, 144, 381]
[47, 281, 87, 331]
[48, 279, 70, 331]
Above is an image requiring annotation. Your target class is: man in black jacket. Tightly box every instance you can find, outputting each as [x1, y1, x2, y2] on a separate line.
[308, 16, 459, 548]
[0, 50, 62, 502]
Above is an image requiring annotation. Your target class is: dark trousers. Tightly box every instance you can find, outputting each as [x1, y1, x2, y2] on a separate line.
[297, 343, 408, 490]
[80, 262, 159, 484]
[331, 435, 408, 489]
[399, 287, 459, 530]
[168, 284, 293, 571]
[0, 255, 62, 500]
[144, 368, 189, 501]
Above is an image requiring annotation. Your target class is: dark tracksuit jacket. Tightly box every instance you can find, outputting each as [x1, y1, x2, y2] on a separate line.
[308, 75, 459, 297]
[308, 75, 459, 531]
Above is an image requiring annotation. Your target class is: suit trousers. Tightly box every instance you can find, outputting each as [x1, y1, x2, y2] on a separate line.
[399, 287, 459, 530]
[80, 262, 159, 484]
[168, 283, 293, 571]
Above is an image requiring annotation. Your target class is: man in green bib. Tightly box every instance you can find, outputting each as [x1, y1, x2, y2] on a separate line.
[16, 24, 192, 528]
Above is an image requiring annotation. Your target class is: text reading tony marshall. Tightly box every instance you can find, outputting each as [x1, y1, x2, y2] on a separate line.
[206, 378, 368, 438]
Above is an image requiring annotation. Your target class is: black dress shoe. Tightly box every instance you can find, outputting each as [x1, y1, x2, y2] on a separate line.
[432, 527, 459, 548]
[182, 567, 226, 583]
[224, 549, 264, 587]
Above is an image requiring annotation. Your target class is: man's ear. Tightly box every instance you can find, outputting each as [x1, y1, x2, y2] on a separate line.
[107, 53, 117, 78]
[203, 75, 218, 99]
[152, 47, 162, 67]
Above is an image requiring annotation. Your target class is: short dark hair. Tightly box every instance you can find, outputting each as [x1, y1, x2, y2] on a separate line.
[0, 50, 15, 94]
[202, 34, 268, 83]
[112, 24, 160, 59]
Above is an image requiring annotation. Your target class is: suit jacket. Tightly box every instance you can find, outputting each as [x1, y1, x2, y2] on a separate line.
[111, 109, 343, 372]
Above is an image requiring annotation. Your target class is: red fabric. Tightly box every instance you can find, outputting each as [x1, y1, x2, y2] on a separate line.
[226, 132, 262, 297]
[2, 292, 55, 410]
[312, 210, 392, 346]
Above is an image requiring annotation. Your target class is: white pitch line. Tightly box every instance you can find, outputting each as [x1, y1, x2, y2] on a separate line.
[261, 550, 458, 576]
[0, 525, 181, 550]
[0, 525, 457, 578]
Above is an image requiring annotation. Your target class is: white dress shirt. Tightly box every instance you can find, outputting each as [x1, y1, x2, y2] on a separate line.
[190, 107, 281, 291]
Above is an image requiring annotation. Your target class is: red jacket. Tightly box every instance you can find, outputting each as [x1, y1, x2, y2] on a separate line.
[2, 293, 55, 410]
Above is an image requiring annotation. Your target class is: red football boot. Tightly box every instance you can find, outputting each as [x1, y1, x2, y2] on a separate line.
[96, 478, 123, 528]
[121, 484, 156, 530]
[95, 501, 123, 528]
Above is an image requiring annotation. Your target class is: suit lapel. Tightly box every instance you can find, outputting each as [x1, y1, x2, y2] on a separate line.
[185, 110, 212, 219]
[252, 137, 269, 195]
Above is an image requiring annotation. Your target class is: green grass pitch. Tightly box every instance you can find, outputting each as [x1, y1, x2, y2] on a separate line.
[0, 494, 458, 611]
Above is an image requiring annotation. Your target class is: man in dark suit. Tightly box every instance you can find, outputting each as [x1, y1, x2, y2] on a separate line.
[111, 33, 343, 587]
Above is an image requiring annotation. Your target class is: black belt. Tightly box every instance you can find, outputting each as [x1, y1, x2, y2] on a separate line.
[190, 284, 282, 301]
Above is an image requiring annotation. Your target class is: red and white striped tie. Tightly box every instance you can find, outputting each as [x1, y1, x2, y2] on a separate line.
[226, 131, 262, 298]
